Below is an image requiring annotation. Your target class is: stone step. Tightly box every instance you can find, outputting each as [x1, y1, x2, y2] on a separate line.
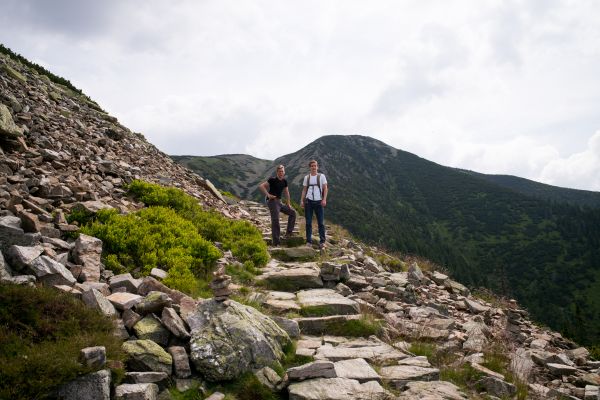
[269, 246, 318, 262]
[297, 289, 360, 316]
[256, 263, 324, 292]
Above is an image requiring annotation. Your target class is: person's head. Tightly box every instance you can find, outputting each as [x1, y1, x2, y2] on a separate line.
[309, 160, 318, 174]
[276, 164, 285, 179]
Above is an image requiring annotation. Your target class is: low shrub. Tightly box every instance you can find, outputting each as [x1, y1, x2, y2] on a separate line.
[0, 284, 124, 400]
[127, 180, 268, 266]
[81, 207, 221, 294]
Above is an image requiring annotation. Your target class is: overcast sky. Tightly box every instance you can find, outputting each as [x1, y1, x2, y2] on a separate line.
[2, 0, 600, 191]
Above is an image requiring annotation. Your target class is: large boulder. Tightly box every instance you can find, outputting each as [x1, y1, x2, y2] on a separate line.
[57, 369, 111, 400]
[0, 216, 40, 252]
[0, 103, 24, 138]
[27, 256, 76, 286]
[288, 377, 389, 400]
[186, 299, 291, 381]
[72, 234, 103, 282]
[122, 340, 172, 375]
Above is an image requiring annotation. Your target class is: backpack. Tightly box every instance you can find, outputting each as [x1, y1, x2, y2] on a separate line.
[304, 173, 322, 200]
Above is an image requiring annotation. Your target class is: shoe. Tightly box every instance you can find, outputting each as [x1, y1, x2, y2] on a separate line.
[319, 242, 325, 250]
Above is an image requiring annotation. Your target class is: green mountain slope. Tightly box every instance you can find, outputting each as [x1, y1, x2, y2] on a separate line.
[173, 135, 600, 347]
[459, 169, 600, 208]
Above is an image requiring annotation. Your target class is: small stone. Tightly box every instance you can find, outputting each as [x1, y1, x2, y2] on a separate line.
[80, 346, 107, 369]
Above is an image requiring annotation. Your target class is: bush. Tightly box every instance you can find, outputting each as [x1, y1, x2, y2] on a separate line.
[0, 284, 124, 400]
[127, 180, 268, 266]
[81, 207, 221, 293]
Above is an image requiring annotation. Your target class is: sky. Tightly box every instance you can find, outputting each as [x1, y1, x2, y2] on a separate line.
[1, 0, 600, 191]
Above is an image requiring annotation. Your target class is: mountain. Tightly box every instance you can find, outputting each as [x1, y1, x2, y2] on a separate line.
[173, 135, 600, 347]
[459, 169, 600, 208]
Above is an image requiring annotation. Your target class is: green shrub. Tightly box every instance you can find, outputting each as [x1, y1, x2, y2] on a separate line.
[81, 207, 221, 293]
[127, 180, 268, 266]
[0, 284, 124, 400]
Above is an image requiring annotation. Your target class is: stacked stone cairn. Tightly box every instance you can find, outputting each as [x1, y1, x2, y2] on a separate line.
[210, 264, 232, 301]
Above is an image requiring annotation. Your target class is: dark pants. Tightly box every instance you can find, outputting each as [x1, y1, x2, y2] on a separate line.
[267, 199, 296, 246]
[305, 200, 325, 244]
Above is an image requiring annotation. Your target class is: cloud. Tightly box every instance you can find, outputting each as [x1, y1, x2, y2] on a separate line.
[539, 131, 600, 191]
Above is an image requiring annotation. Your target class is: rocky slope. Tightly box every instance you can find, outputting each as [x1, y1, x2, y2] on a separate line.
[1, 48, 600, 400]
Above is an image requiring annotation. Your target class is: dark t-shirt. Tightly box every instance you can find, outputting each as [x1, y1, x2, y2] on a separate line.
[267, 177, 288, 199]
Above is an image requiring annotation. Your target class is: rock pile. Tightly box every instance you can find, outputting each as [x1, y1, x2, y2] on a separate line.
[210, 264, 232, 301]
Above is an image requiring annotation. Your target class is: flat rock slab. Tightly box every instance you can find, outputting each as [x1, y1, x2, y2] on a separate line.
[464, 299, 490, 314]
[315, 341, 409, 364]
[270, 246, 318, 262]
[547, 363, 578, 376]
[107, 292, 143, 310]
[397, 356, 433, 368]
[379, 365, 440, 390]
[260, 264, 323, 291]
[396, 381, 468, 400]
[263, 291, 301, 313]
[287, 361, 336, 381]
[288, 377, 389, 400]
[295, 315, 361, 336]
[297, 289, 360, 316]
[334, 358, 381, 383]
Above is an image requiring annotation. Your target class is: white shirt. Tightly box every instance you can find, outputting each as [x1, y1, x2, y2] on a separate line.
[303, 173, 327, 201]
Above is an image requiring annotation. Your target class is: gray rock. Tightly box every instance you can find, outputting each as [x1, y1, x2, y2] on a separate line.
[295, 314, 362, 336]
[430, 271, 449, 285]
[260, 264, 324, 291]
[464, 299, 490, 314]
[6, 244, 44, 271]
[584, 385, 599, 400]
[115, 383, 159, 400]
[57, 369, 111, 400]
[288, 377, 388, 400]
[205, 393, 226, 400]
[314, 339, 409, 364]
[255, 366, 283, 390]
[72, 234, 103, 282]
[477, 376, 517, 398]
[161, 307, 190, 339]
[187, 299, 290, 381]
[287, 361, 336, 381]
[320, 262, 342, 281]
[0, 103, 24, 138]
[547, 362, 578, 376]
[82, 288, 117, 317]
[107, 292, 143, 310]
[110, 273, 142, 294]
[136, 291, 172, 315]
[462, 320, 488, 352]
[28, 255, 76, 286]
[297, 288, 360, 316]
[334, 358, 381, 383]
[124, 372, 169, 390]
[396, 381, 468, 399]
[269, 246, 318, 262]
[445, 279, 470, 296]
[122, 340, 173, 375]
[150, 268, 168, 280]
[133, 315, 170, 347]
[379, 365, 440, 390]
[0, 250, 14, 281]
[137, 276, 190, 305]
[123, 308, 143, 330]
[407, 262, 427, 285]
[80, 346, 106, 369]
[335, 282, 353, 296]
[168, 346, 191, 378]
[271, 315, 301, 339]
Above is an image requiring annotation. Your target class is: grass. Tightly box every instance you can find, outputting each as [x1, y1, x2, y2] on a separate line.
[226, 261, 261, 285]
[0, 284, 125, 400]
[326, 313, 384, 337]
[300, 305, 338, 317]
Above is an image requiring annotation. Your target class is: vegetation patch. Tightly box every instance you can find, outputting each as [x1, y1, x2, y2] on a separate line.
[0, 284, 125, 400]
[300, 305, 337, 317]
[326, 314, 383, 337]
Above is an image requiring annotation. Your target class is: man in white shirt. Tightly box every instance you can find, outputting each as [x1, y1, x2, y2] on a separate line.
[300, 160, 328, 249]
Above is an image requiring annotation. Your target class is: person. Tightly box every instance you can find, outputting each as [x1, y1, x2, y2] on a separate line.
[259, 165, 296, 246]
[300, 159, 328, 249]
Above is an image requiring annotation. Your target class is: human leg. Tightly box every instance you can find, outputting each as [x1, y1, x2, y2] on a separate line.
[268, 200, 281, 245]
[280, 203, 296, 235]
[315, 203, 325, 246]
[304, 201, 313, 244]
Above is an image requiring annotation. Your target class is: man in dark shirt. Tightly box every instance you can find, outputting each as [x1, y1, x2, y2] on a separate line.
[259, 164, 296, 246]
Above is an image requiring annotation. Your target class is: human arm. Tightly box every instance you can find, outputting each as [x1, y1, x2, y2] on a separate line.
[283, 187, 292, 207]
[259, 181, 276, 200]
[321, 183, 328, 207]
[300, 186, 307, 208]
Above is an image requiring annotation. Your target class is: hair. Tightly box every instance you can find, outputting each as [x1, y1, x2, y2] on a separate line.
[276, 164, 285, 171]
[309, 160, 318, 167]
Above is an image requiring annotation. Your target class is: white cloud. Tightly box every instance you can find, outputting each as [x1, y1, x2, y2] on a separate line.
[1, 0, 600, 191]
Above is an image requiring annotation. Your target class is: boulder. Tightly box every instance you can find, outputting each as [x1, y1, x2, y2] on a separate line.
[107, 292, 143, 310]
[80, 346, 107, 369]
[334, 358, 381, 383]
[6, 244, 44, 271]
[57, 369, 111, 400]
[269, 246, 318, 262]
[0, 216, 40, 252]
[124, 372, 169, 390]
[0, 103, 24, 138]
[168, 346, 192, 378]
[82, 288, 117, 317]
[28, 255, 76, 286]
[379, 365, 440, 389]
[287, 361, 336, 381]
[186, 299, 290, 381]
[297, 289, 360, 316]
[122, 340, 173, 375]
[161, 307, 190, 339]
[260, 264, 324, 291]
[288, 377, 389, 400]
[72, 234, 103, 282]
[477, 376, 517, 398]
[396, 381, 468, 399]
[115, 383, 159, 400]
[135, 291, 172, 315]
[133, 315, 170, 347]
[110, 273, 142, 294]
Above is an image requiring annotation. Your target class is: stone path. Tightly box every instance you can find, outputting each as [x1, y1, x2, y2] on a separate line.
[245, 200, 471, 400]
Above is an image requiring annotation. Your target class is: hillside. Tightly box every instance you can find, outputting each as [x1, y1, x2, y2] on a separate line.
[173, 135, 600, 348]
[2, 45, 600, 400]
